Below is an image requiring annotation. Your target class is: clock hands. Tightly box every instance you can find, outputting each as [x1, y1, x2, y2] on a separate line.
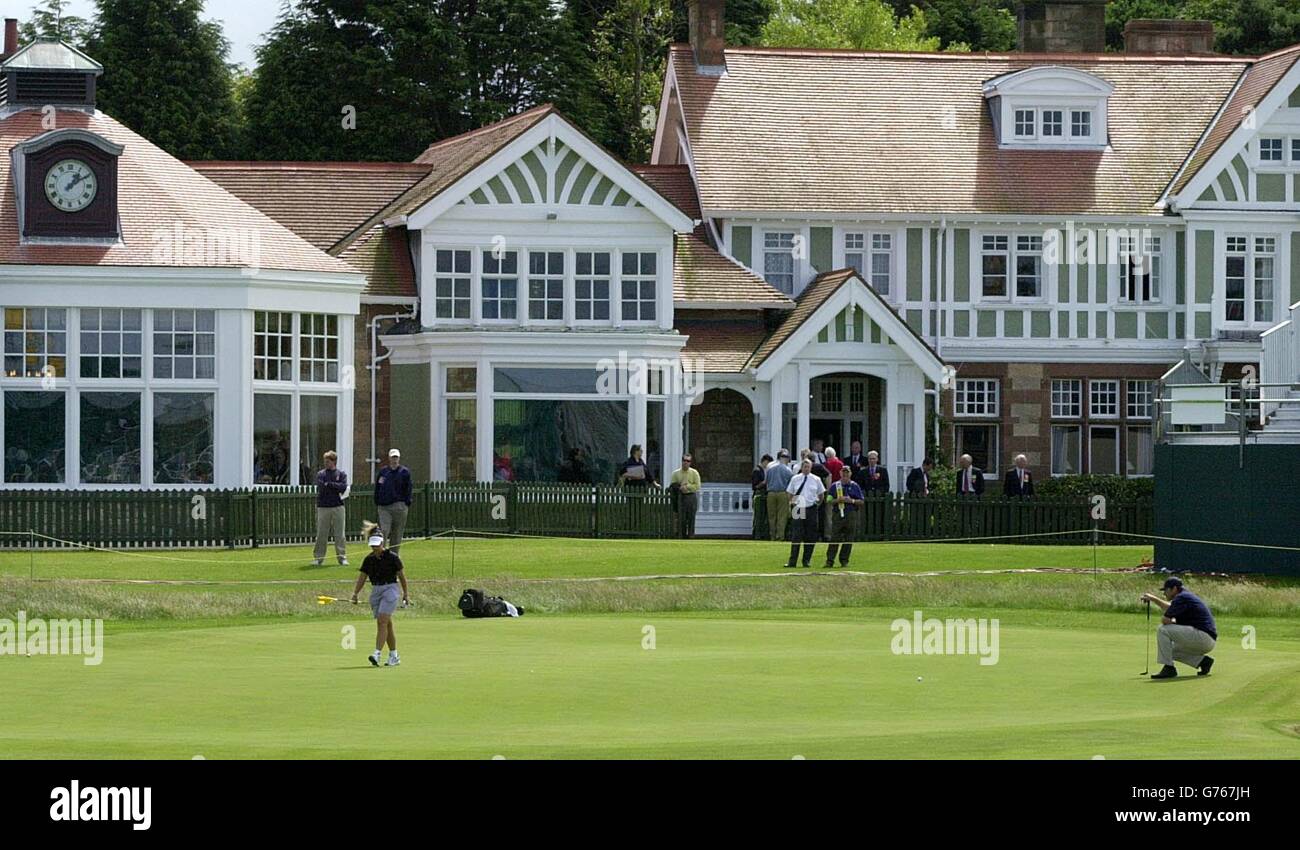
[64, 172, 88, 194]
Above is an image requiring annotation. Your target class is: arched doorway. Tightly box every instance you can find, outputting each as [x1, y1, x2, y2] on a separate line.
[687, 388, 754, 483]
[803, 372, 885, 457]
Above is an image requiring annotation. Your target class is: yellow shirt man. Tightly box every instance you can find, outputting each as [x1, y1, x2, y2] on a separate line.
[670, 465, 701, 494]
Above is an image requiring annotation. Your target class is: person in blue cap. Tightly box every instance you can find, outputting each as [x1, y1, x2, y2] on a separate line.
[1140, 577, 1217, 679]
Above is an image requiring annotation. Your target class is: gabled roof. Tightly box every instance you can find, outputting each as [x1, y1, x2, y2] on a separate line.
[668, 44, 1247, 216]
[370, 104, 697, 234]
[1168, 45, 1300, 197]
[0, 109, 357, 276]
[747, 268, 945, 381]
[1, 38, 101, 72]
[674, 232, 791, 307]
[190, 161, 431, 251]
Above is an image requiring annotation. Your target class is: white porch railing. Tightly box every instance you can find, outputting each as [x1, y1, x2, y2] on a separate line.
[1259, 299, 1299, 422]
[696, 483, 754, 536]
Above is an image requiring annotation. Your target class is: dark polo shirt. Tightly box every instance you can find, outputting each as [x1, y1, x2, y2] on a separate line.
[1167, 590, 1217, 639]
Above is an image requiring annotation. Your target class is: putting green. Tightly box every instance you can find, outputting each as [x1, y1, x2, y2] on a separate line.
[3, 608, 1297, 759]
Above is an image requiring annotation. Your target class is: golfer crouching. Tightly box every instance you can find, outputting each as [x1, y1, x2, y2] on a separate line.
[351, 522, 409, 667]
[1140, 577, 1216, 679]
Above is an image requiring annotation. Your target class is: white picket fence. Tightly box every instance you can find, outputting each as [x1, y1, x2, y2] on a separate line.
[695, 483, 754, 536]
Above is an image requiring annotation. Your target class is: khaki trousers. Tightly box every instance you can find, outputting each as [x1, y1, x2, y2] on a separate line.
[378, 502, 409, 553]
[766, 492, 791, 540]
[314, 506, 347, 562]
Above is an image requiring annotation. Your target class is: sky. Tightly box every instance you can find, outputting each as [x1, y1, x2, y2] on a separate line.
[23, 0, 284, 69]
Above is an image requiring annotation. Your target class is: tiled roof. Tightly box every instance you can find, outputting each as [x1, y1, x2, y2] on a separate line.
[0, 109, 357, 276]
[670, 45, 1247, 216]
[189, 161, 430, 251]
[674, 232, 792, 306]
[678, 317, 769, 373]
[336, 225, 417, 300]
[748, 268, 942, 369]
[629, 164, 702, 220]
[1170, 45, 1300, 196]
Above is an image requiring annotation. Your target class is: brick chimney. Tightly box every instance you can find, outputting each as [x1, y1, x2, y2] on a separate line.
[2, 19, 18, 62]
[1017, 1, 1108, 53]
[688, 0, 726, 74]
[1123, 20, 1215, 55]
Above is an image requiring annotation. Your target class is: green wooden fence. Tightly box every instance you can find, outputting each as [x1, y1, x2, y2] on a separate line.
[0, 485, 1151, 549]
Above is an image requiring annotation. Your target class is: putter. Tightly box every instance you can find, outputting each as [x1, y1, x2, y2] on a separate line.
[1140, 599, 1151, 676]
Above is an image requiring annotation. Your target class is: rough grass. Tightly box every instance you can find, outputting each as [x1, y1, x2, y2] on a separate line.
[5, 571, 1298, 629]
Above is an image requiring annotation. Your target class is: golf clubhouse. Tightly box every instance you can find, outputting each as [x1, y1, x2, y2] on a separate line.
[6, 2, 1300, 539]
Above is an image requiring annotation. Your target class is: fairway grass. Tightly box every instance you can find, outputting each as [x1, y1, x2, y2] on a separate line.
[2, 607, 1297, 759]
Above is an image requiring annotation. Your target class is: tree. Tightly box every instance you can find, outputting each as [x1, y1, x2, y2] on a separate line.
[1105, 0, 1300, 55]
[85, 0, 239, 160]
[245, 1, 604, 162]
[894, 0, 1017, 52]
[590, 0, 678, 161]
[759, 0, 941, 51]
[19, 0, 95, 45]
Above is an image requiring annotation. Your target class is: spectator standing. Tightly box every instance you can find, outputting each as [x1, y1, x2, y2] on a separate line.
[374, 449, 413, 554]
[956, 454, 984, 497]
[825, 467, 864, 568]
[906, 458, 934, 495]
[824, 447, 844, 481]
[1003, 454, 1034, 497]
[810, 439, 827, 464]
[784, 458, 826, 568]
[619, 444, 654, 532]
[670, 454, 702, 538]
[846, 440, 866, 472]
[765, 449, 795, 541]
[855, 450, 891, 495]
[751, 454, 772, 539]
[313, 450, 349, 566]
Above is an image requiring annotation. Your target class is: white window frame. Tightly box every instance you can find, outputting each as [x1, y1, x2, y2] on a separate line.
[620, 251, 657, 323]
[1051, 378, 1082, 419]
[844, 232, 865, 276]
[1040, 109, 1063, 138]
[574, 251, 612, 323]
[298, 313, 340, 384]
[432, 248, 473, 322]
[954, 378, 1000, 418]
[1014, 108, 1037, 139]
[1014, 234, 1044, 299]
[155, 309, 217, 382]
[1050, 424, 1082, 476]
[1089, 379, 1120, 419]
[763, 231, 797, 295]
[1258, 137, 1284, 163]
[1125, 425, 1154, 477]
[980, 234, 1010, 300]
[1118, 234, 1162, 304]
[869, 233, 892, 295]
[1070, 110, 1093, 139]
[481, 248, 520, 323]
[78, 308, 143, 380]
[526, 250, 565, 323]
[1088, 424, 1121, 475]
[1126, 380, 1154, 420]
[253, 310, 293, 382]
[1224, 234, 1276, 325]
[3, 307, 68, 379]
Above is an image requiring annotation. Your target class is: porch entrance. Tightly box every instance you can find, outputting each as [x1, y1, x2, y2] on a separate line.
[785, 373, 886, 457]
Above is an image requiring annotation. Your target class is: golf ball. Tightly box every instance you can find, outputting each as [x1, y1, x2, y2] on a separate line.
[916, 676, 923, 682]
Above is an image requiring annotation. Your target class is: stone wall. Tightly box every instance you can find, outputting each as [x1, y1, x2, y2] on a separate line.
[687, 388, 754, 483]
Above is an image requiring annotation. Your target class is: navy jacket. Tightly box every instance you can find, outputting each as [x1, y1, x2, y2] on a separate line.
[375, 465, 413, 506]
[316, 468, 348, 508]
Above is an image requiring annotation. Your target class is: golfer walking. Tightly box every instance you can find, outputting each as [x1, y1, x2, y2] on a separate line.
[313, 450, 348, 566]
[1141, 577, 1217, 679]
[351, 523, 409, 667]
[375, 448, 413, 553]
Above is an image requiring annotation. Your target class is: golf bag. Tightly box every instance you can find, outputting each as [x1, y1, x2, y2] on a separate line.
[458, 588, 521, 618]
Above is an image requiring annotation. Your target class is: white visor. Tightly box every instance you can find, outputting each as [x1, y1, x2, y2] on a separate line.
[367, 535, 384, 547]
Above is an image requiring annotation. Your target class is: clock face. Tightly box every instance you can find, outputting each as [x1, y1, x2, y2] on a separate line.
[44, 159, 97, 212]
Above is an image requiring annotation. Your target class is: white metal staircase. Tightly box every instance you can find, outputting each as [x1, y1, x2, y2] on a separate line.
[1258, 299, 1300, 443]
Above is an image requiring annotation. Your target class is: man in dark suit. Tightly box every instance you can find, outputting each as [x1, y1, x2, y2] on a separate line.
[956, 453, 984, 497]
[1003, 453, 1034, 498]
[906, 458, 934, 495]
[846, 440, 866, 473]
[855, 450, 891, 495]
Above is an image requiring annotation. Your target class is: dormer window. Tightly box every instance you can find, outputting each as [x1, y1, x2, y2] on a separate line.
[982, 66, 1112, 150]
[1071, 110, 1093, 138]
